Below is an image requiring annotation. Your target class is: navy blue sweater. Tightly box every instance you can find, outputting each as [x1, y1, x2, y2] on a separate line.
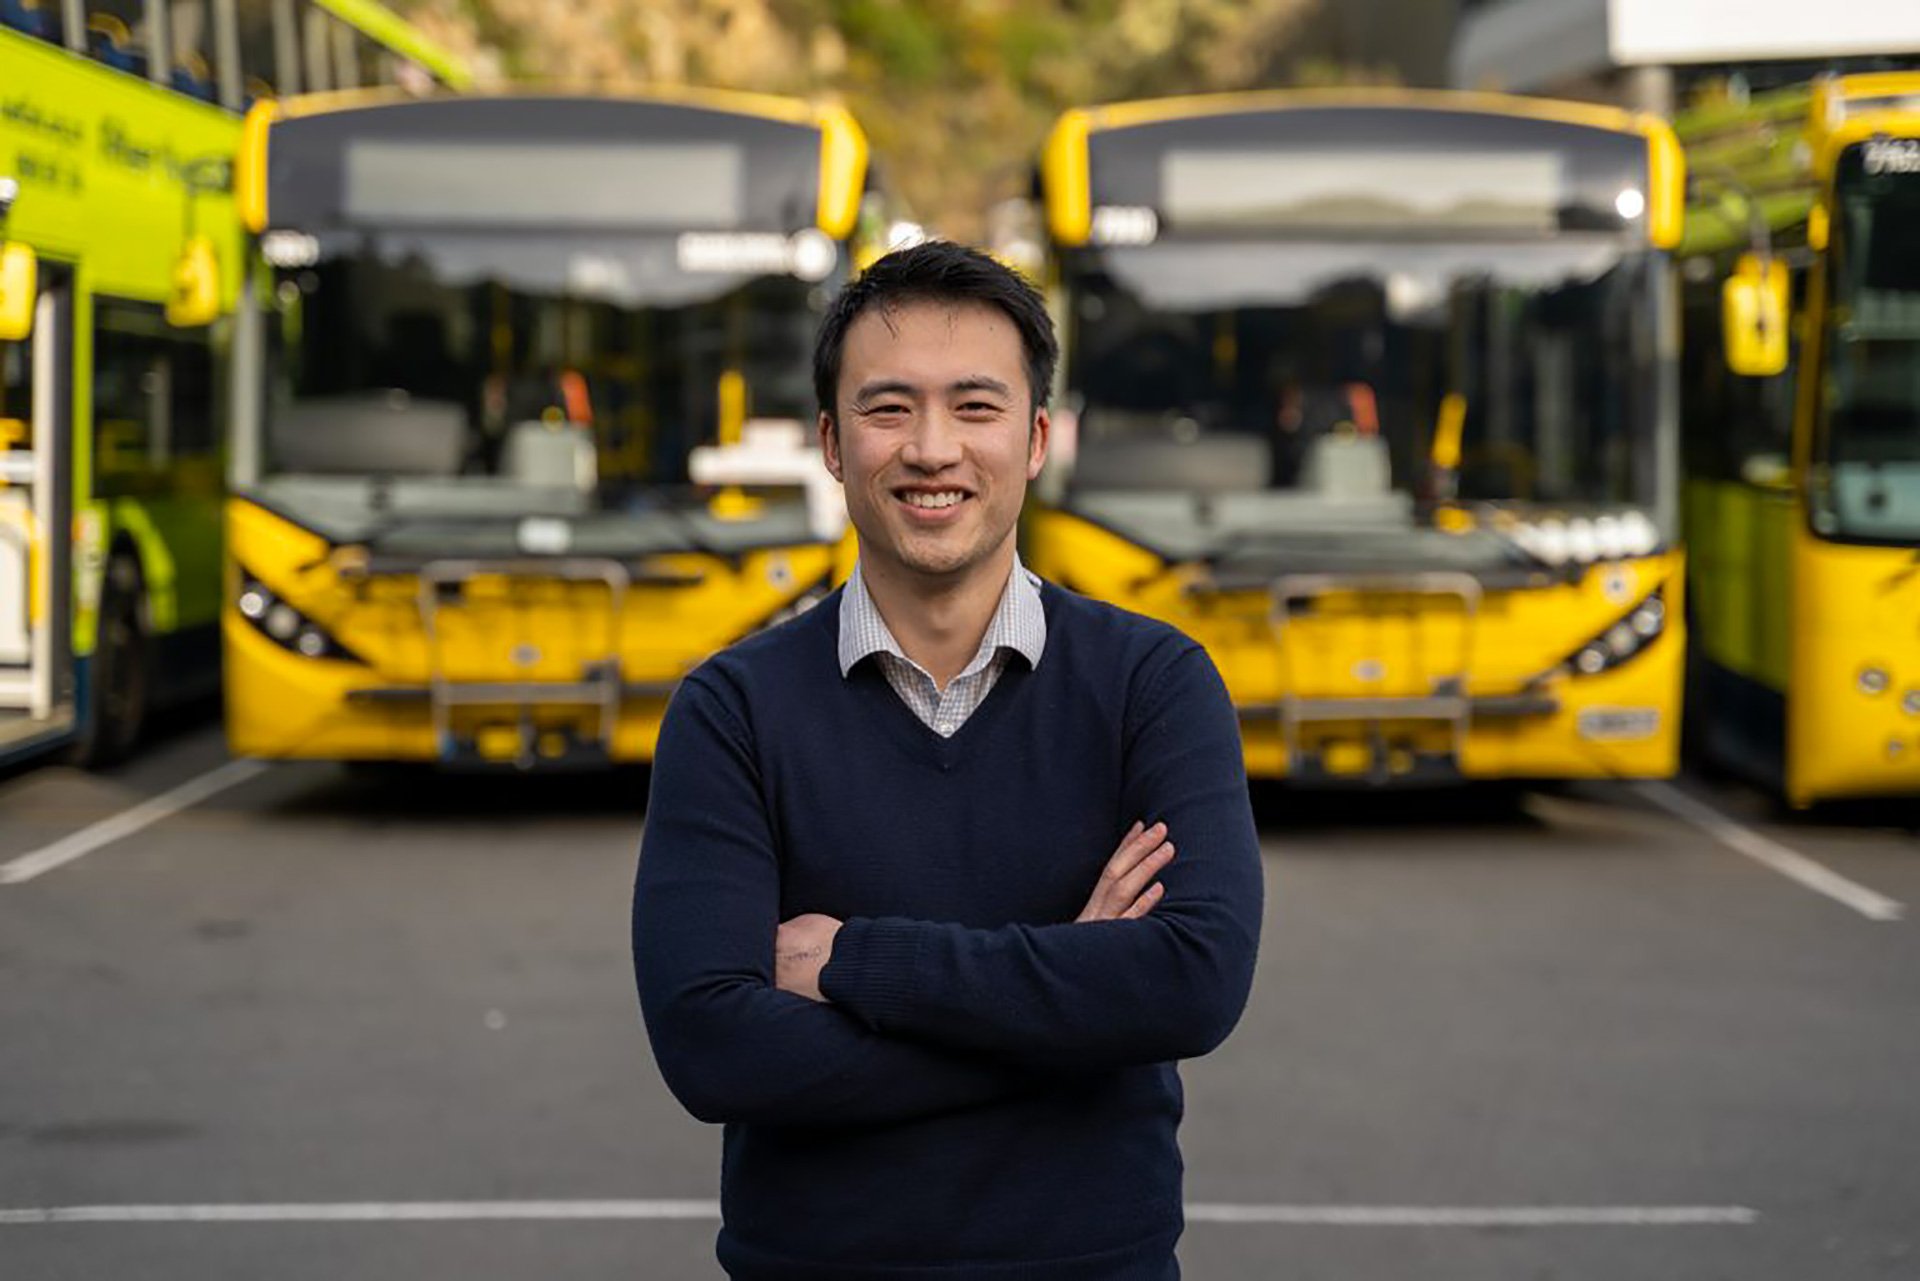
[633, 582, 1263, 1279]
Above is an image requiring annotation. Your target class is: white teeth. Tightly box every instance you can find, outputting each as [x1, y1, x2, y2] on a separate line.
[902, 491, 964, 509]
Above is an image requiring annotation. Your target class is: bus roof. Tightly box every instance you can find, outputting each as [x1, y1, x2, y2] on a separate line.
[1043, 89, 1682, 250]
[240, 91, 869, 239]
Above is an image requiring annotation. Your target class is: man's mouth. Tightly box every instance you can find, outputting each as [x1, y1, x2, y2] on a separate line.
[895, 488, 970, 510]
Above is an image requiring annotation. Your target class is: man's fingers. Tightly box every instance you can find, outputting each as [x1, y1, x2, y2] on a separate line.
[1102, 821, 1166, 883]
[1076, 821, 1174, 922]
[1109, 841, 1173, 906]
[1120, 882, 1165, 919]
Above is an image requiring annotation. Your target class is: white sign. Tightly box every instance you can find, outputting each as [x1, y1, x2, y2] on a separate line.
[1611, 0, 1920, 65]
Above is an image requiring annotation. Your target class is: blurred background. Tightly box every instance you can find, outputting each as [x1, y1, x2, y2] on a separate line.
[4, 0, 1920, 1278]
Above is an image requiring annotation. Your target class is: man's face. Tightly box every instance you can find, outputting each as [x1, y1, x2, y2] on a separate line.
[820, 300, 1048, 588]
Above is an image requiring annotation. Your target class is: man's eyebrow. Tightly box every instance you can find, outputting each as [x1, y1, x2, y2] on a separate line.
[850, 379, 919, 405]
[950, 376, 1014, 398]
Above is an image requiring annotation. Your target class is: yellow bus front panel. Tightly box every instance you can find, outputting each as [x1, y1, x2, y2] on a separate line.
[1028, 508, 1682, 782]
[224, 497, 839, 765]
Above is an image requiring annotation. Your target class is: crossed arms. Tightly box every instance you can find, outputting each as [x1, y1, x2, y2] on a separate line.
[631, 643, 1263, 1128]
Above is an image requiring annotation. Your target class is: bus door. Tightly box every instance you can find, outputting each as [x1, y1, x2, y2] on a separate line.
[0, 267, 73, 753]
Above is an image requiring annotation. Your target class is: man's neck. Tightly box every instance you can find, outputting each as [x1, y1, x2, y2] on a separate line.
[862, 549, 1016, 690]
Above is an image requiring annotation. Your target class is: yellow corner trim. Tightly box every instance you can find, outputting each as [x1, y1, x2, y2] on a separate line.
[814, 103, 868, 240]
[1043, 109, 1093, 248]
[237, 100, 280, 233]
[1637, 114, 1686, 250]
[1815, 111, 1920, 179]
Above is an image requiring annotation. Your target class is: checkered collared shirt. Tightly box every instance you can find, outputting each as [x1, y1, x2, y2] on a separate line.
[837, 557, 1048, 738]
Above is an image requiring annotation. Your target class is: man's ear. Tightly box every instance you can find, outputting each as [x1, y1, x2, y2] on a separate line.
[818, 411, 844, 482]
[1026, 406, 1051, 481]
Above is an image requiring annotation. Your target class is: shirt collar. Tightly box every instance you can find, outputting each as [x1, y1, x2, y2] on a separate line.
[838, 556, 1047, 679]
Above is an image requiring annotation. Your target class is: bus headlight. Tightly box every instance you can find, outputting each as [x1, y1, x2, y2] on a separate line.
[235, 572, 363, 663]
[1564, 588, 1667, 677]
[1858, 666, 1890, 696]
[1511, 511, 1661, 567]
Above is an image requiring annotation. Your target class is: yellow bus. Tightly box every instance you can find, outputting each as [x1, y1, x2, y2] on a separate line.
[1679, 72, 1920, 806]
[1029, 90, 1687, 785]
[0, 0, 462, 768]
[225, 89, 870, 769]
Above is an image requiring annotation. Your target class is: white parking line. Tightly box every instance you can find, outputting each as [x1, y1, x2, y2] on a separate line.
[0, 759, 271, 887]
[1185, 1204, 1758, 1226]
[1636, 782, 1906, 922]
[0, 1200, 1760, 1227]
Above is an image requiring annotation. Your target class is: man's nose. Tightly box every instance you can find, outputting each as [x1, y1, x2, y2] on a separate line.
[901, 409, 964, 471]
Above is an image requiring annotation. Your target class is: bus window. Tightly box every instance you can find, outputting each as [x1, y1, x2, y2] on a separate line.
[93, 301, 219, 488]
[353, 31, 383, 88]
[269, 0, 297, 93]
[0, 0, 66, 46]
[1681, 254, 1800, 487]
[1, 336, 27, 440]
[235, 0, 278, 101]
[170, 324, 218, 458]
[167, 0, 218, 102]
[83, 0, 151, 77]
[297, 0, 329, 92]
[329, 11, 355, 88]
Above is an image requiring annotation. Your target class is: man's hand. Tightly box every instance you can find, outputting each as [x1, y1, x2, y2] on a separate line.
[1076, 821, 1174, 923]
[775, 913, 842, 1002]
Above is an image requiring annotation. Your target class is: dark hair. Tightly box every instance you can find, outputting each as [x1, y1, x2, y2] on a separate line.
[813, 240, 1058, 428]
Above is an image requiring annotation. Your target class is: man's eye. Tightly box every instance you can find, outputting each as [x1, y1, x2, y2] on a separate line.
[959, 401, 1002, 415]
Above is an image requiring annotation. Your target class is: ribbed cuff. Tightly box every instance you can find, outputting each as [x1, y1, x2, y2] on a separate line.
[820, 916, 927, 1030]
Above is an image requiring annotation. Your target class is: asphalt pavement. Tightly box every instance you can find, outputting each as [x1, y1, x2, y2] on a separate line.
[1, 721, 1916, 1280]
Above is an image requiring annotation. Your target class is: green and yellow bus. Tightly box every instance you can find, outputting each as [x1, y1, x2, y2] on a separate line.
[1680, 72, 1920, 805]
[1029, 90, 1687, 785]
[0, 0, 464, 768]
[224, 88, 870, 769]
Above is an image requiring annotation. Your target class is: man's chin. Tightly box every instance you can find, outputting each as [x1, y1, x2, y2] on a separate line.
[894, 535, 992, 581]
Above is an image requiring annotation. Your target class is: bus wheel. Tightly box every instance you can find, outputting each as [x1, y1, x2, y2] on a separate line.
[71, 554, 150, 769]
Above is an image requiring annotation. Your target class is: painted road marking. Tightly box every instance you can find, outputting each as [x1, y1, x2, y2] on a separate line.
[1184, 1204, 1758, 1226]
[1637, 782, 1905, 922]
[0, 759, 271, 887]
[0, 1201, 1759, 1227]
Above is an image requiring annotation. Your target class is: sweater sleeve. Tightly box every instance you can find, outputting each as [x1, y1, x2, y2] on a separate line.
[818, 641, 1263, 1073]
[633, 669, 1040, 1127]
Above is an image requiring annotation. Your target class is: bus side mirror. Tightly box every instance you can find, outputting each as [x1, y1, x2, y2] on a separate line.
[1722, 254, 1788, 378]
[0, 242, 36, 341]
[167, 235, 221, 327]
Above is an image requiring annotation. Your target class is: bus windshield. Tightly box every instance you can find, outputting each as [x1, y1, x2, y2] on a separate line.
[1060, 235, 1665, 519]
[265, 231, 833, 495]
[1811, 143, 1920, 544]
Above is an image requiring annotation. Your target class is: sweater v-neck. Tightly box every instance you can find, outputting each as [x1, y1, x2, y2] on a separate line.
[828, 589, 1048, 769]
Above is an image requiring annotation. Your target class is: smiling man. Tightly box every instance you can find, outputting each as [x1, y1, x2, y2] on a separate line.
[633, 241, 1263, 1280]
